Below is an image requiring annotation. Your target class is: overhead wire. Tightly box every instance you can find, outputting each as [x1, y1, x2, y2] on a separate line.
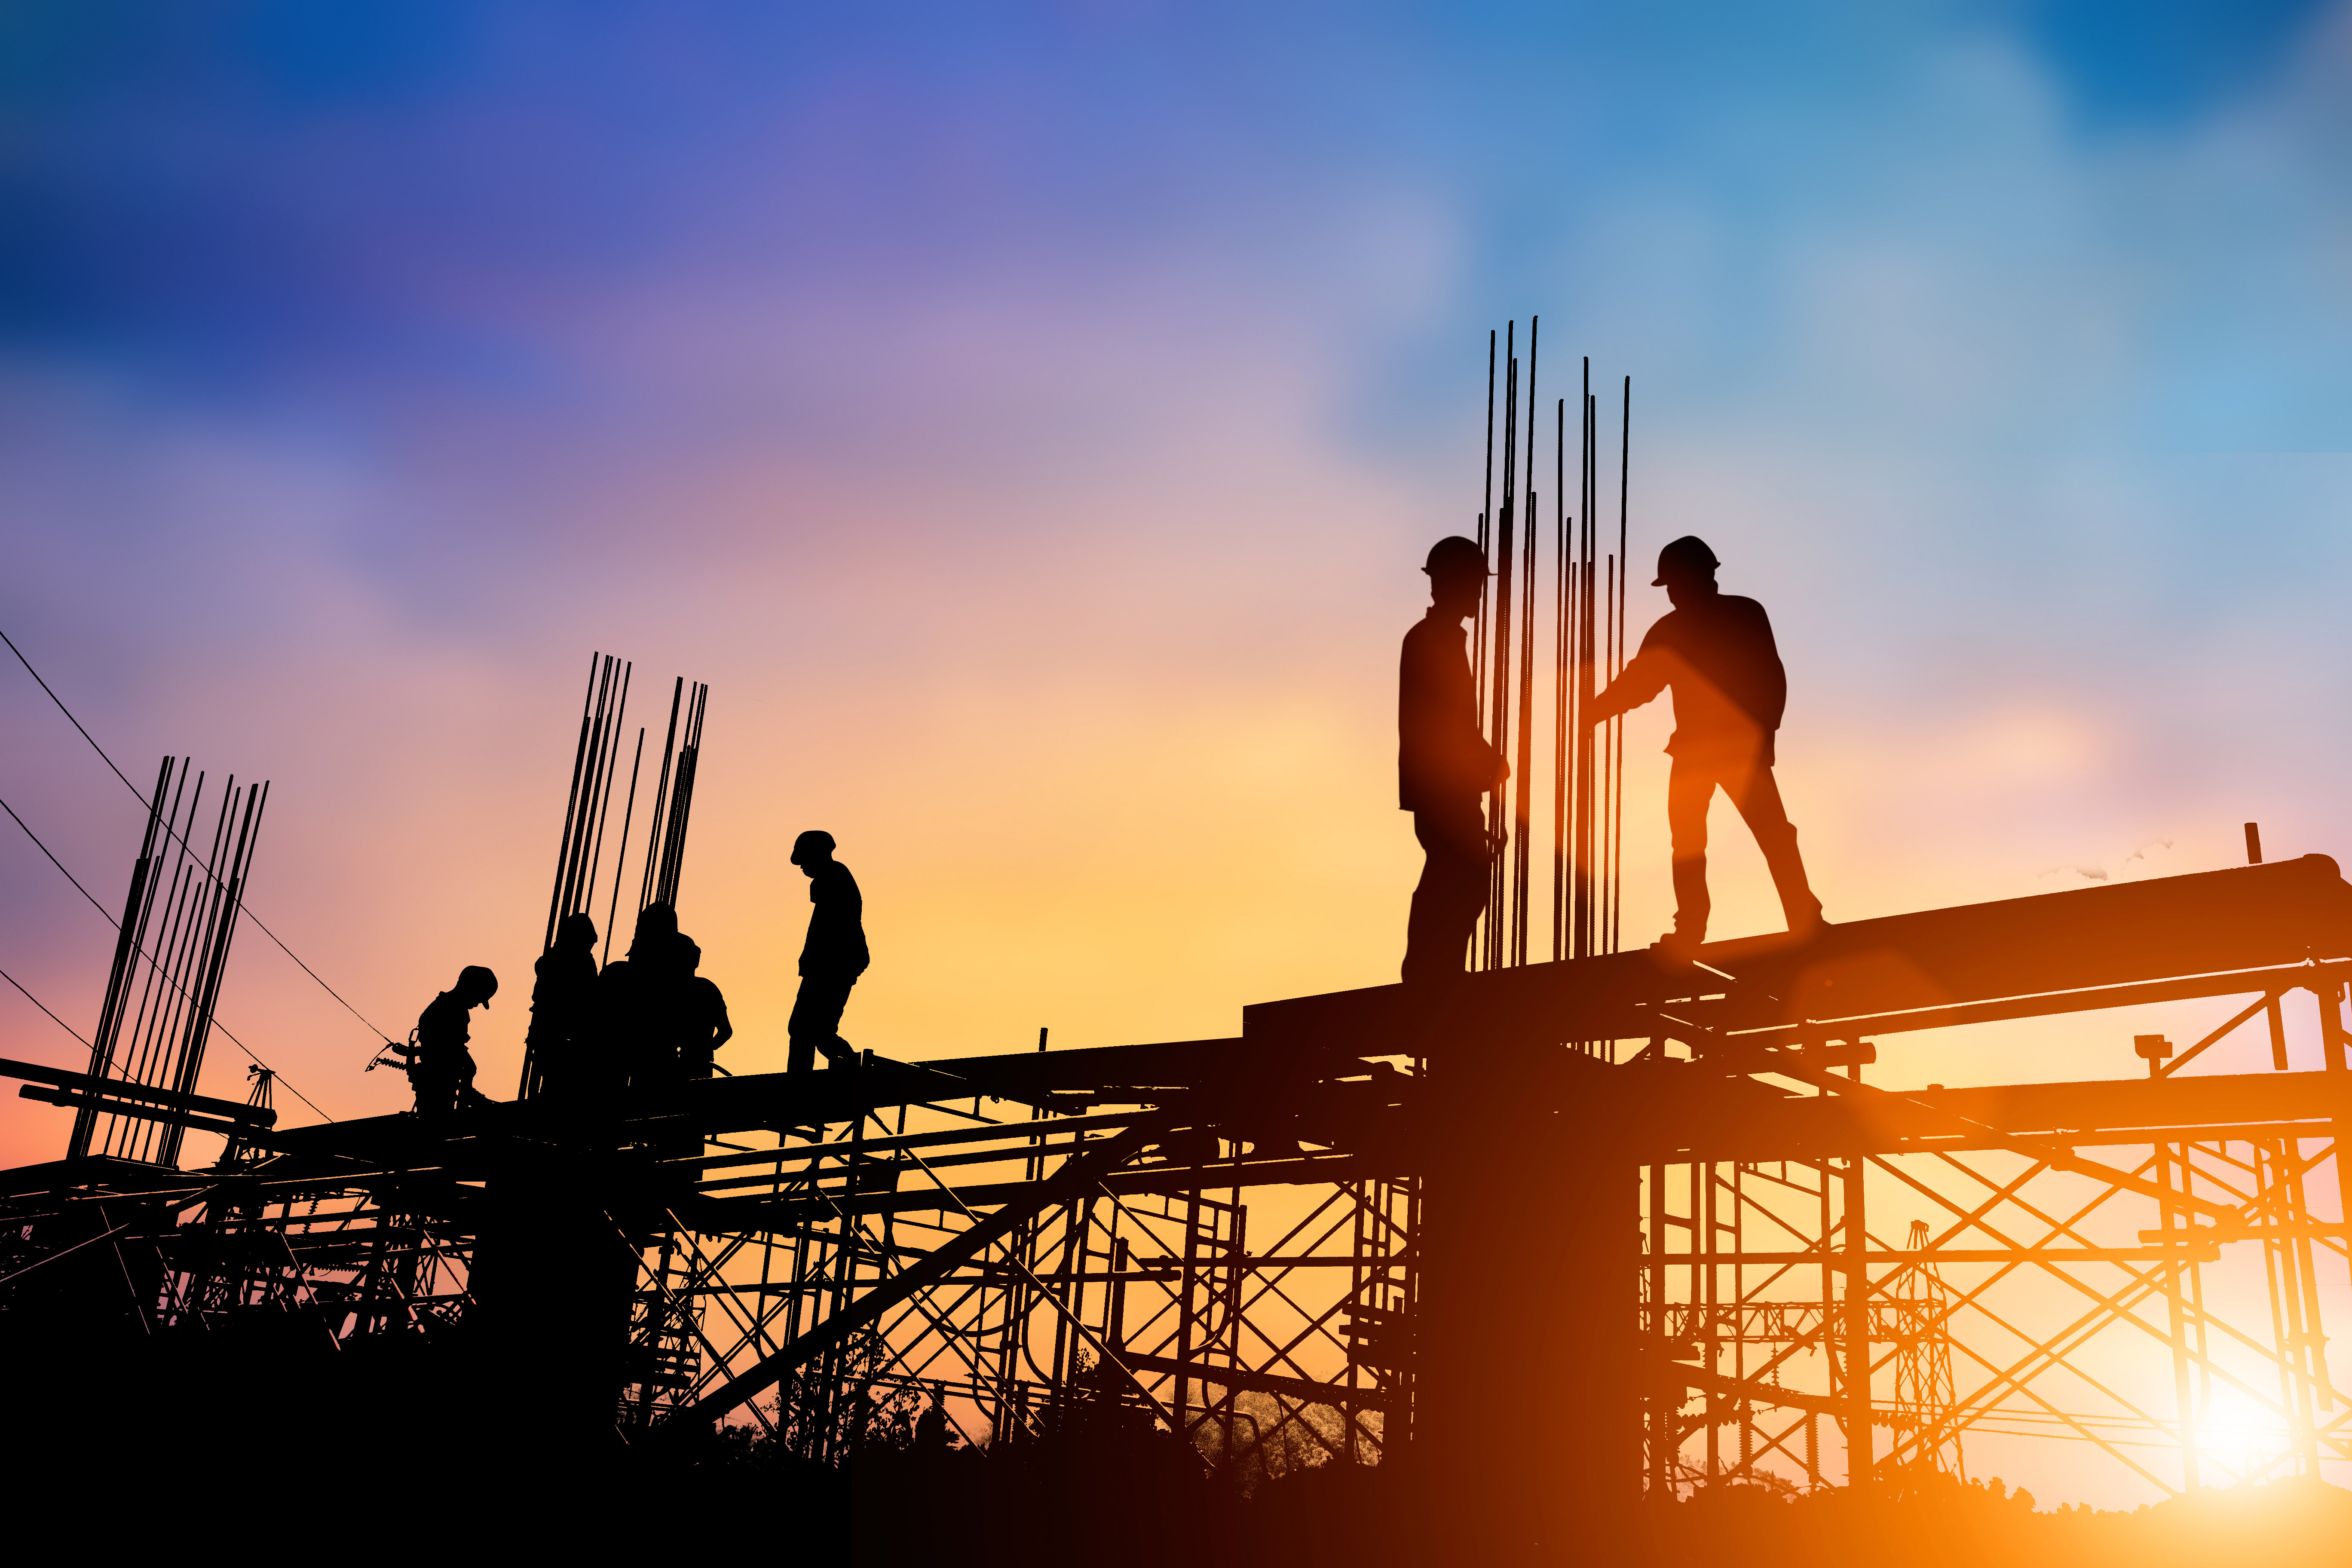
[0, 622, 393, 1050]
[0, 791, 333, 1124]
[1, 965, 91, 1047]
[0, 671, 335, 1124]
[0, 793, 114, 921]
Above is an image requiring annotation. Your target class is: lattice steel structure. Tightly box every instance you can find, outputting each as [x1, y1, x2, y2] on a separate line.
[3, 845, 2348, 1560]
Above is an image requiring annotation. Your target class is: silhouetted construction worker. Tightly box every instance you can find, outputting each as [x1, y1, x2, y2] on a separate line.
[594, 902, 679, 1099]
[1587, 535, 1823, 952]
[675, 934, 733, 1080]
[408, 965, 497, 1117]
[524, 912, 599, 1100]
[789, 830, 868, 1072]
[1399, 536, 1509, 984]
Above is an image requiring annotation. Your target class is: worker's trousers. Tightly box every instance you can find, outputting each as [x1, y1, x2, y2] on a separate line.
[1403, 798, 1494, 984]
[409, 1048, 479, 1118]
[1666, 750, 1820, 945]
[789, 973, 860, 1073]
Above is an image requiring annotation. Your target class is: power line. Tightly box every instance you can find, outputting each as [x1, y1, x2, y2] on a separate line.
[0, 760, 339, 1128]
[0, 964, 92, 1047]
[0, 622, 395, 1048]
[0, 950, 333, 1124]
[0, 793, 114, 921]
[0, 851, 334, 1124]
[6, 949, 333, 1121]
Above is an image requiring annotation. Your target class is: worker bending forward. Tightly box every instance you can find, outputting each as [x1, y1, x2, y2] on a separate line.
[1398, 535, 1509, 984]
[788, 830, 868, 1072]
[1586, 536, 1824, 953]
[407, 965, 498, 1117]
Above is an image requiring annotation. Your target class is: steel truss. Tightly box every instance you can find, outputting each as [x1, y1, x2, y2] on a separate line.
[616, 1101, 1415, 1479]
[3, 1014, 2344, 1511]
[1640, 979, 2350, 1501]
[7, 857, 2352, 1540]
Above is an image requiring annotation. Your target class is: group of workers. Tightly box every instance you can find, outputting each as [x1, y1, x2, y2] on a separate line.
[403, 527, 1818, 1115]
[400, 828, 869, 1117]
[1400, 530, 1825, 979]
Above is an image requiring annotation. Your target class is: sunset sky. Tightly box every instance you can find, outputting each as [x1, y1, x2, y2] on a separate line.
[5, 0, 2352, 1178]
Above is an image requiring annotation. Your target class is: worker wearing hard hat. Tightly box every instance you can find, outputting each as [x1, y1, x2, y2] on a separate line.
[1586, 535, 1824, 954]
[788, 830, 868, 1072]
[1398, 535, 1510, 984]
[403, 964, 499, 1117]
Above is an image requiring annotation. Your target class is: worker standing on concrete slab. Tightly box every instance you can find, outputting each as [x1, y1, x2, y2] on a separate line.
[1586, 535, 1823, 953]
[675, 934, 733, 1079]
[593, 902, 678, 1100]
[788, 830, 868, 1072]
[523, 912, 599, 1100]
[408, 965, 497, 1117]
[1399, 536, 1510, 984]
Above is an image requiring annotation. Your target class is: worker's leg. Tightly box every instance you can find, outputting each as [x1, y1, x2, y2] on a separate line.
[1665, 756, 1717, 947]
[823, 976, 860, 1067]
[1403, 799, 1492, 984]
[1724, 758, 1823, 934]
[786, 982, 822, 1075]
[790, 974, 859, 1070]
[410, 1064, 455, 1118]
[453, 1050, 490, 1110]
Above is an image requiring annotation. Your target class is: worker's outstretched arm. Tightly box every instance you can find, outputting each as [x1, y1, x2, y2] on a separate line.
[1586, 647, 1668, 727]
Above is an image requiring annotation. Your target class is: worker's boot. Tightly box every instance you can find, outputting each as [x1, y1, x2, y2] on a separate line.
[1758, 824, 1825, 940]
[1659, 854, 1709, 957]
[1783, 896, 1827, 941]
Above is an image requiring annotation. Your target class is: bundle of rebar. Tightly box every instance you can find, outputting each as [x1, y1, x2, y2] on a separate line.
[522, 655, 710, 1098]
[70, 756, 268, 1167]
[640, 676, 708, 915]
[1469, 322, 1631, 980]
[543, 652, 639, 960]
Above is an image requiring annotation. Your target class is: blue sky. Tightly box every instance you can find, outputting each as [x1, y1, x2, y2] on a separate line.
[3, 0, 2351, 1255]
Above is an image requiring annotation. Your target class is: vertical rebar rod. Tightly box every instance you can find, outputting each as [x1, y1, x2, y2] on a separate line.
[72, 756, 173, 1157]
[602, 729, 648, 968]
[640, 678, 684, 915]
[1473, 331, 1497, 739]
[1552, 396, 1569, 963]
[545, 655, 600, 952]
[1600, 552, 1614, 960]
[582, 660, 633, 933]
[1614, 376, 1631, 954]
[560, 657, 616, 934]
[1484, 334, 1519, 972]
[1580, 369, 1599, 959]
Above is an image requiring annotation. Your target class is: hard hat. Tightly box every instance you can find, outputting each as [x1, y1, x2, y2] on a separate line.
[458, 965, 499, 1004]
[791, 830, 836, 866]
[1423, 536, 1491, 578]
[1652, 536, 1720, 585]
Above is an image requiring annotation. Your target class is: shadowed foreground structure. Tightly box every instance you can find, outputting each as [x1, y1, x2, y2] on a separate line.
[4, 850, 2348, 1559]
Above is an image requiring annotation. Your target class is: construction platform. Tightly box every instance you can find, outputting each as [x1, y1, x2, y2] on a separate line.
[3, 854, 2347, 1549]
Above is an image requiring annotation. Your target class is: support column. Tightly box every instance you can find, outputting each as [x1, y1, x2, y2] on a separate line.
[1841, 1070, 1872, 1491]
[1415, 1035, 1638, 1558]
[2153, 1133, 2201, 1490]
